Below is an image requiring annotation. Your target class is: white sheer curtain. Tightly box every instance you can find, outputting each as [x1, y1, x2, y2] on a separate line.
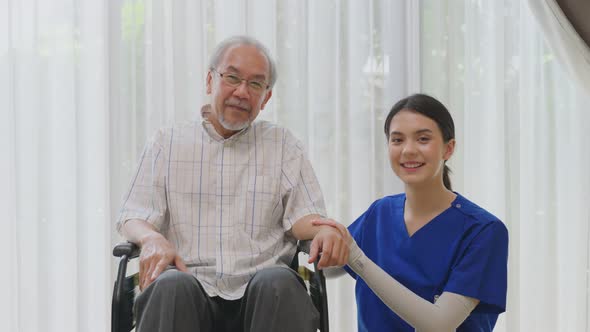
[422, 1, 590, 331]
[109, 1, 413, 331]
[5, 0, 590, 331]
[526, 0, 590, 95]
[1, 1, 111, 331]
[3, 0, 411, 331]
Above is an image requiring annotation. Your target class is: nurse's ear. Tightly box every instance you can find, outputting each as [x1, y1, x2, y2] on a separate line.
[443, 139, 456, 161]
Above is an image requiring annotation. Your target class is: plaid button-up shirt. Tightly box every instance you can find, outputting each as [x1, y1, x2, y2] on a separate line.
[116, 119, 326, 299]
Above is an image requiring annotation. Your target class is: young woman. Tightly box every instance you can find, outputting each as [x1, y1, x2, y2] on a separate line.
[312, 94, 508, 331]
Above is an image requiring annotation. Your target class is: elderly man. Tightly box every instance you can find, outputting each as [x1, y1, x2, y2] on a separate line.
[116, 35, 346, 332]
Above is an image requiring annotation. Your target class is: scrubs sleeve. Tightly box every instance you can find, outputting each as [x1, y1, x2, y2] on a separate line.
[444, 220, 509, 314]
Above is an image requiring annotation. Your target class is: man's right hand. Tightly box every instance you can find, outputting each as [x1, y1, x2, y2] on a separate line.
[138, 233, 188, 290]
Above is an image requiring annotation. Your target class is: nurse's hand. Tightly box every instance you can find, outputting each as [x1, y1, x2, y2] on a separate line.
[308, 222, 350, 269]
[309, 219, 354, 268]
[311, 219, 364, 268]
[311, 219, 352, 244]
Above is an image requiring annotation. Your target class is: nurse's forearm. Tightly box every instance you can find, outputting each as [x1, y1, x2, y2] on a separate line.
[347, 241, 478, 331]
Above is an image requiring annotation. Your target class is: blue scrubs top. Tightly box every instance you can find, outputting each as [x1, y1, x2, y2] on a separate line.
[344, 193, 508, 332]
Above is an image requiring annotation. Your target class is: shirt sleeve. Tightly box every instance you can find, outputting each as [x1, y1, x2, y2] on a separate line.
[444, 220, 509, 313]
[280, 129, 326, 230]
[115, 129, 169, 233]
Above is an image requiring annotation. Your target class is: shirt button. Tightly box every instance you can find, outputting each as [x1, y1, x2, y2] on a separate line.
[456, 203, 461, 208]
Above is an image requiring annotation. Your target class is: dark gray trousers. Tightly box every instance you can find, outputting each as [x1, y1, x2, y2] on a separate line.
[134, 267, 319, 332]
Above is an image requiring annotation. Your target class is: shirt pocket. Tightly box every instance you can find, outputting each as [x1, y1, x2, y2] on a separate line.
[245, 175, 282, 233]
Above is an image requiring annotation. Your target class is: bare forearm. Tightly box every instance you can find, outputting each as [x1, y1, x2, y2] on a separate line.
[290, 214, 324, 240]
[121, 219, 164, 247]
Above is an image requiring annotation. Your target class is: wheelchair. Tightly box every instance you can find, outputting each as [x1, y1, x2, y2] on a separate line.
[112, 240, 329, 332]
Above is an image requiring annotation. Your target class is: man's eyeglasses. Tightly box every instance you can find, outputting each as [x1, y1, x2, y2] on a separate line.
[211, 69, 269, 94]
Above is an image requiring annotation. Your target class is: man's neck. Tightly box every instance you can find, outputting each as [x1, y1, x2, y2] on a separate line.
[209, 116, 241, 139]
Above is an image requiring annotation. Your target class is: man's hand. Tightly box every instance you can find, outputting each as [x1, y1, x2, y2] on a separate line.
[138, 233, 188, 290]
[307, 221, 350, 269]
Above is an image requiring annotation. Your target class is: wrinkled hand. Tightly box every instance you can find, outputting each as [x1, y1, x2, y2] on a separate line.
[138, 233, 188, 290]
[312, 219, 352, 243]
[308, 219, 351, 269]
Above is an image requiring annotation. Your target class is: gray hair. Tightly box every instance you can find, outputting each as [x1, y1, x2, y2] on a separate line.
[208, 35, 278, 88]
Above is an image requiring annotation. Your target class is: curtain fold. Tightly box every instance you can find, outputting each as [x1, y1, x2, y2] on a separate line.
[0, 1, 17, 329]
[109, 2, 412, 331]
[422, 1, 590, 331]
[2, 0, 111, 331]
[527, 0, 590, 95]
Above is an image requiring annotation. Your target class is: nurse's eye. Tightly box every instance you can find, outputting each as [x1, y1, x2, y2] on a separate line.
[390, 137, 403, 144]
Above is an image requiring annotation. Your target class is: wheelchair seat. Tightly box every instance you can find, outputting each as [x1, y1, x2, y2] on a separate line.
[111, 240, 329, 332]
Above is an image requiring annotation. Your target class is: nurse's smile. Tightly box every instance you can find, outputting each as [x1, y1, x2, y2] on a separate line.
[401, 162, 425, 172]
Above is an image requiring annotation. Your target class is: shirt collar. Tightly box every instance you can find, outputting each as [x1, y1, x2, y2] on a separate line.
[201, 118, 252, 142]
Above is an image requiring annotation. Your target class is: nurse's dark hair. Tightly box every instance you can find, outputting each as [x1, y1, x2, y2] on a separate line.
[384, 93, 455, 190]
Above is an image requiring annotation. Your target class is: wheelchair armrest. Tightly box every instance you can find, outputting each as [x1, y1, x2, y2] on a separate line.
[295, 239, 329, 331]
[112, 242, 140, 332]
[310, 255, 329, 331]
[113, 241, 140, 259]
[297, 239, 312, 254]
